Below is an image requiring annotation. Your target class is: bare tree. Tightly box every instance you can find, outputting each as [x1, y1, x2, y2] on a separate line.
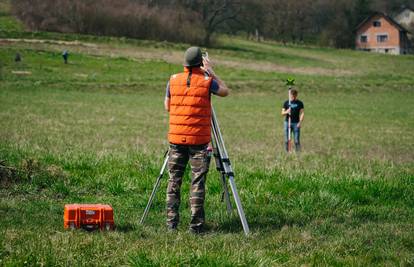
[179, 0, 241, 45]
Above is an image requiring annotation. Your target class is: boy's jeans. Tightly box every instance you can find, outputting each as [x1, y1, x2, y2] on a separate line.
[284, 121, 301, 152]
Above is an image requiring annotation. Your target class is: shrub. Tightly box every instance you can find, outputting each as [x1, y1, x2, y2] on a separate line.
[12, 0, 204, 44]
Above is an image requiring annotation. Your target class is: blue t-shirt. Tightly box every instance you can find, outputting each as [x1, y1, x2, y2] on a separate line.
[165, 79, 219, 98]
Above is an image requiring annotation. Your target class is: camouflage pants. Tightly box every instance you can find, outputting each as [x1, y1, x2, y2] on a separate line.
[166, 143, 209, 230]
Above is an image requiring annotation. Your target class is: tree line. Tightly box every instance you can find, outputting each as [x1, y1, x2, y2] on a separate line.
[12, 0, 413, 47]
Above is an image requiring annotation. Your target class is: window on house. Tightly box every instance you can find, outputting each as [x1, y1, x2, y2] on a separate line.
[373, 20, 381, 27]
[377, 34, 388, 42]
[360, 35, 368, 43]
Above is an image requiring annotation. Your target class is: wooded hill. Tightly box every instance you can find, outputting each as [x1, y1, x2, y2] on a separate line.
[11, 0, 414, 47]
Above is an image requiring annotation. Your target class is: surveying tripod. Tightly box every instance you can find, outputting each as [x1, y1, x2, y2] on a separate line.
[140, 106, 250, 235]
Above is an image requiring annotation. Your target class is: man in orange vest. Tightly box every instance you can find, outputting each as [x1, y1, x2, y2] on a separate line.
[164, 47, 229, 233]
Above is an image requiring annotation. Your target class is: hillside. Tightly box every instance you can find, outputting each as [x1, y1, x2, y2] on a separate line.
[1, 3, 414, 266]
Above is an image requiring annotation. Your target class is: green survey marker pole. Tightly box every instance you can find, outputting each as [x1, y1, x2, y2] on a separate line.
[286, 78, 295, 152]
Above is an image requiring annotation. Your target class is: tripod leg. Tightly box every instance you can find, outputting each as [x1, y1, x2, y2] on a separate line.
[140, 152, 169, 224]
[228, 175, 250, 235]
[211, 139, 232, 214]
[220, 173, 233, 214]
[211, 106, 250, 235]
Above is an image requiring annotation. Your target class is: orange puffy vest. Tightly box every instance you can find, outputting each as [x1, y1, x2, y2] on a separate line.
[168, 67, 212, 145]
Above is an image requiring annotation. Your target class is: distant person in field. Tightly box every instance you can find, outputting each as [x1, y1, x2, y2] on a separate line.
[164, 47, 229, 234]
[281, 89, 304, 152]
[62, 50, 69, 64]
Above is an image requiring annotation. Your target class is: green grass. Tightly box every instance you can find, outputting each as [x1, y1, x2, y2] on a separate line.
[1, 5, 414, 266]
[0, 0, 23, 32]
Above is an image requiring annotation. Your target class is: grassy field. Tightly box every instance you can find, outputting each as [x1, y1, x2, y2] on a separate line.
[1, 3, 414, 266]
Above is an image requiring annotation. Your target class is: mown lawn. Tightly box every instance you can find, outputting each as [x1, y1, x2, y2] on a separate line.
[0, 13, 414, 266]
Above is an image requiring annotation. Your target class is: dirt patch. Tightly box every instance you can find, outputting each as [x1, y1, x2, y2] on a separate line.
[11, 70, 31, 75]
[0, 160, 17, 187]
[216, 59, 353, 76]
[0, 38, 353, 76]
[0, 38, 97, 48]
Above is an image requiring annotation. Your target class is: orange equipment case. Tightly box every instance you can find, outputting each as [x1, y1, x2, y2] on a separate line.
[64, 204, 114, 230]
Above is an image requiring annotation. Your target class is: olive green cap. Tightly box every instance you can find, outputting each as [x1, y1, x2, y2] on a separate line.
[184, 46, 202, 67]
